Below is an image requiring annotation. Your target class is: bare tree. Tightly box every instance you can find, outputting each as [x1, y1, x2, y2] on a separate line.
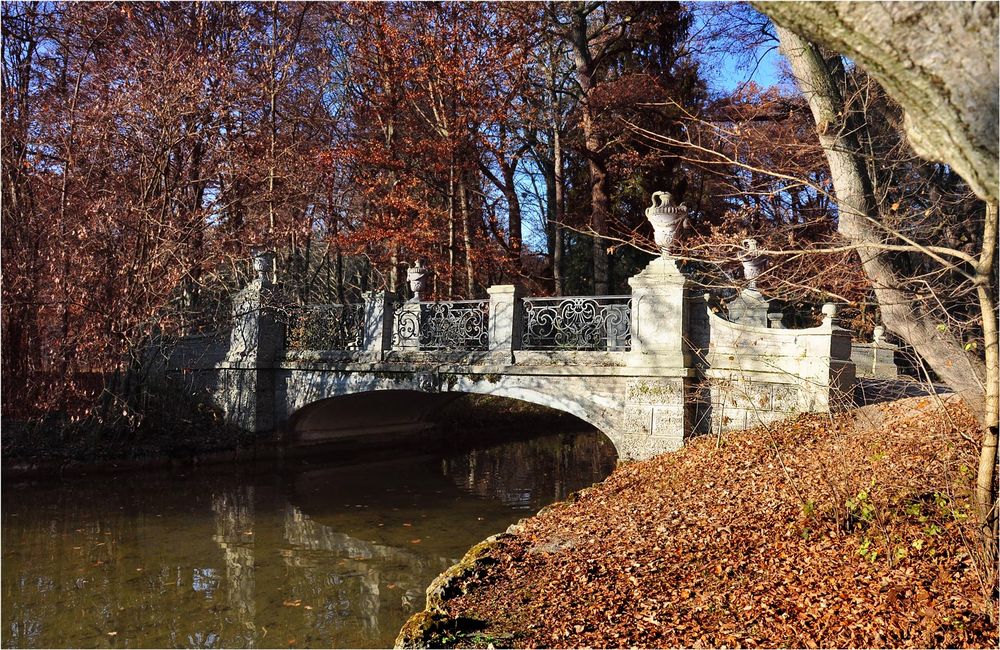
[755, 3, 999, 549]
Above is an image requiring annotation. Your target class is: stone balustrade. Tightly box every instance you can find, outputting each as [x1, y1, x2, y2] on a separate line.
[173, 243, 862, 460]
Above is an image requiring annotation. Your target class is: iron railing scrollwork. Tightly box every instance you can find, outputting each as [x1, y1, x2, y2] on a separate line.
[521, 295, 632, 351]
[393, 299, 489, 351]
[285, 303, 365, 351]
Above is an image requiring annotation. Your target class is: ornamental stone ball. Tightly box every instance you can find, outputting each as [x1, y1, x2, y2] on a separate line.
[644, 191, 688, 256]
[406, 260, 429, 302]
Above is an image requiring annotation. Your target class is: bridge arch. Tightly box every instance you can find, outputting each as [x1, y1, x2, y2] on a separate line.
[274, 366, 640, 457]
[284, 386, 609, 450]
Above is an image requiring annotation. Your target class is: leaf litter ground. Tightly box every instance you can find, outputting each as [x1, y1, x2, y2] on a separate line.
[440, 396, 998, 648]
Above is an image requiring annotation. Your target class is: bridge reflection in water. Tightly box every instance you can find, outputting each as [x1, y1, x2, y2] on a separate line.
[1, 429, 615, 648]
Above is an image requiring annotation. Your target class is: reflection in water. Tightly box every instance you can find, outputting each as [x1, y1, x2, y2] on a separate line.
[2, 429, 615, 648]
[443, 433, 616, 509]
[212, 488, 256, 643]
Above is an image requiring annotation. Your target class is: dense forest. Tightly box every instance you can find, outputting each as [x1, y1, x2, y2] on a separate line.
[1, 1, 993, 462]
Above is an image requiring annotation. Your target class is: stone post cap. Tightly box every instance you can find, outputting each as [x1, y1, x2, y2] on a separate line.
[740, 238, 760, 257]
[645, 191, 687, 216]
[252, 250, 275, 283]
[486, 284, 522, 296]
[406, 259, 429, 280]
[821, 303, 838, 327]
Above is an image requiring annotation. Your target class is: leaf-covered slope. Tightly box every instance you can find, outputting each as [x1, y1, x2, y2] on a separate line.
[440, 396, 997, 648]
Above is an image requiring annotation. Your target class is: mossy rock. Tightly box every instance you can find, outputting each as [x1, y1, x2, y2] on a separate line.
[425, 533, 511, 610]
[394, 611, 487, 649]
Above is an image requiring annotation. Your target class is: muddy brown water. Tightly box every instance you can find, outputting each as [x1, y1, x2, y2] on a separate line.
[2, 429, 616, 648]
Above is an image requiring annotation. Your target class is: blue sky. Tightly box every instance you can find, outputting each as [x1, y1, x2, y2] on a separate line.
[709, 44, 784, 94]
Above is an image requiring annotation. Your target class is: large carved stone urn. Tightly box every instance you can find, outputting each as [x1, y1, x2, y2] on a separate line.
[252, 250, 275, 284]
[740, 238, 767, 289]
[645, 191, 687, 256]
[406, 260, 429, 302]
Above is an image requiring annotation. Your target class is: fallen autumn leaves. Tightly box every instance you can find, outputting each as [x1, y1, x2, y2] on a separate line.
[426, 396, 998, 648]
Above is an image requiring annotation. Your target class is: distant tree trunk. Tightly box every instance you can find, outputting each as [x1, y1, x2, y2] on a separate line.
[570, 3, 610, 295]
[448, 164, 456, 298]
[553, 109, 566, 297]
[389, 246, 399, 293]
[501, 161, 522, 267]
[267, 1, 278, 247]
[458, 178, 475, 297]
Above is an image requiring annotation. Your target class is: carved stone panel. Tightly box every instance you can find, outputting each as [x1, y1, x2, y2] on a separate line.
[626, 378, 683, 404]
[622, 405, 652, 436]
[652, 404, 686, 439]
[771, 384, 799, 412]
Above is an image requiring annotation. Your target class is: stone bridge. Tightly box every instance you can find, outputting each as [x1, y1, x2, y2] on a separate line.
[169, 247, 859, 461]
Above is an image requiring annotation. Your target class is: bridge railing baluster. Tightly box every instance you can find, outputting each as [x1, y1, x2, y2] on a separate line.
[284, 303, 365, 351]
[520, 295, 633, 352]
[391, 299, 490, 352]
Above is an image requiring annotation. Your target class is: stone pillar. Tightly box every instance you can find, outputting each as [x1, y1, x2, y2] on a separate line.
[851, 325, 899, 379]
[627, 257, 690, 368]
[621, 256, 695, 454]
[222, 252, 282, 434]
[361, 290, 395, 358]
[799, 303, 856, 412]
[727, 289, 772, 328]
[870, 326, 899, 378]
[487, 284, 523, 363]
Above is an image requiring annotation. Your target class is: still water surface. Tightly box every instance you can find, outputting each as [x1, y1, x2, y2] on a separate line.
[2, 430, 615, 648]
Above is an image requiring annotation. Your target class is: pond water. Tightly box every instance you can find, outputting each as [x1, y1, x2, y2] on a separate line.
[2, 430, 616, 648]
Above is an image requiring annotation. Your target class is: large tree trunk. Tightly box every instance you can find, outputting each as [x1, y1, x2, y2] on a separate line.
[777, 25, 997, 546]
[755, 1, 998, 204]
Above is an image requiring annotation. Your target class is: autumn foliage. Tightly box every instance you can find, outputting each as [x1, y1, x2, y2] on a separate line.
[433, 397, 997, 648]
[1, 3, 990, 441]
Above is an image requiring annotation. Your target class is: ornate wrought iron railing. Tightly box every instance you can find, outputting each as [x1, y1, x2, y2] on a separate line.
[393, 299, 490, 351]
[522, 295, 632, 351]
[285, 303, 365, 351]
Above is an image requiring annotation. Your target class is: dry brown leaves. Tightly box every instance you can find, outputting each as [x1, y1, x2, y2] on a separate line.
[443, 396, 998, 649]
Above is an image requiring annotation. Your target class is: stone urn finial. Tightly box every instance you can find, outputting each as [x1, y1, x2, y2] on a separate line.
[645, 191, 687, 256]
[252, 250, 275, 285]
[406, 260, 429, 302]
[739, 238, 767, 290]
[873, 325, 885, 345]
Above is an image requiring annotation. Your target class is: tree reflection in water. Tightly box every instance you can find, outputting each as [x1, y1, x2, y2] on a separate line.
[441, 432, 617, 509]
[2, 429, 616, 648]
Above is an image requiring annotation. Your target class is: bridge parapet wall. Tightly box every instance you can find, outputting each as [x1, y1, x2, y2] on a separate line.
[699, 302, 856, 433]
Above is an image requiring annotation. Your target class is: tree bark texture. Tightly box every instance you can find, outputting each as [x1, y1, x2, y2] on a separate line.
[755, 1, 998, 203]
[571, 3, 610, 295]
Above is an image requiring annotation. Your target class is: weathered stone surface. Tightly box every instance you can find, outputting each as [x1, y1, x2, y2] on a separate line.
[727, 289, 771, 328]
[171, 253, 859, 462]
